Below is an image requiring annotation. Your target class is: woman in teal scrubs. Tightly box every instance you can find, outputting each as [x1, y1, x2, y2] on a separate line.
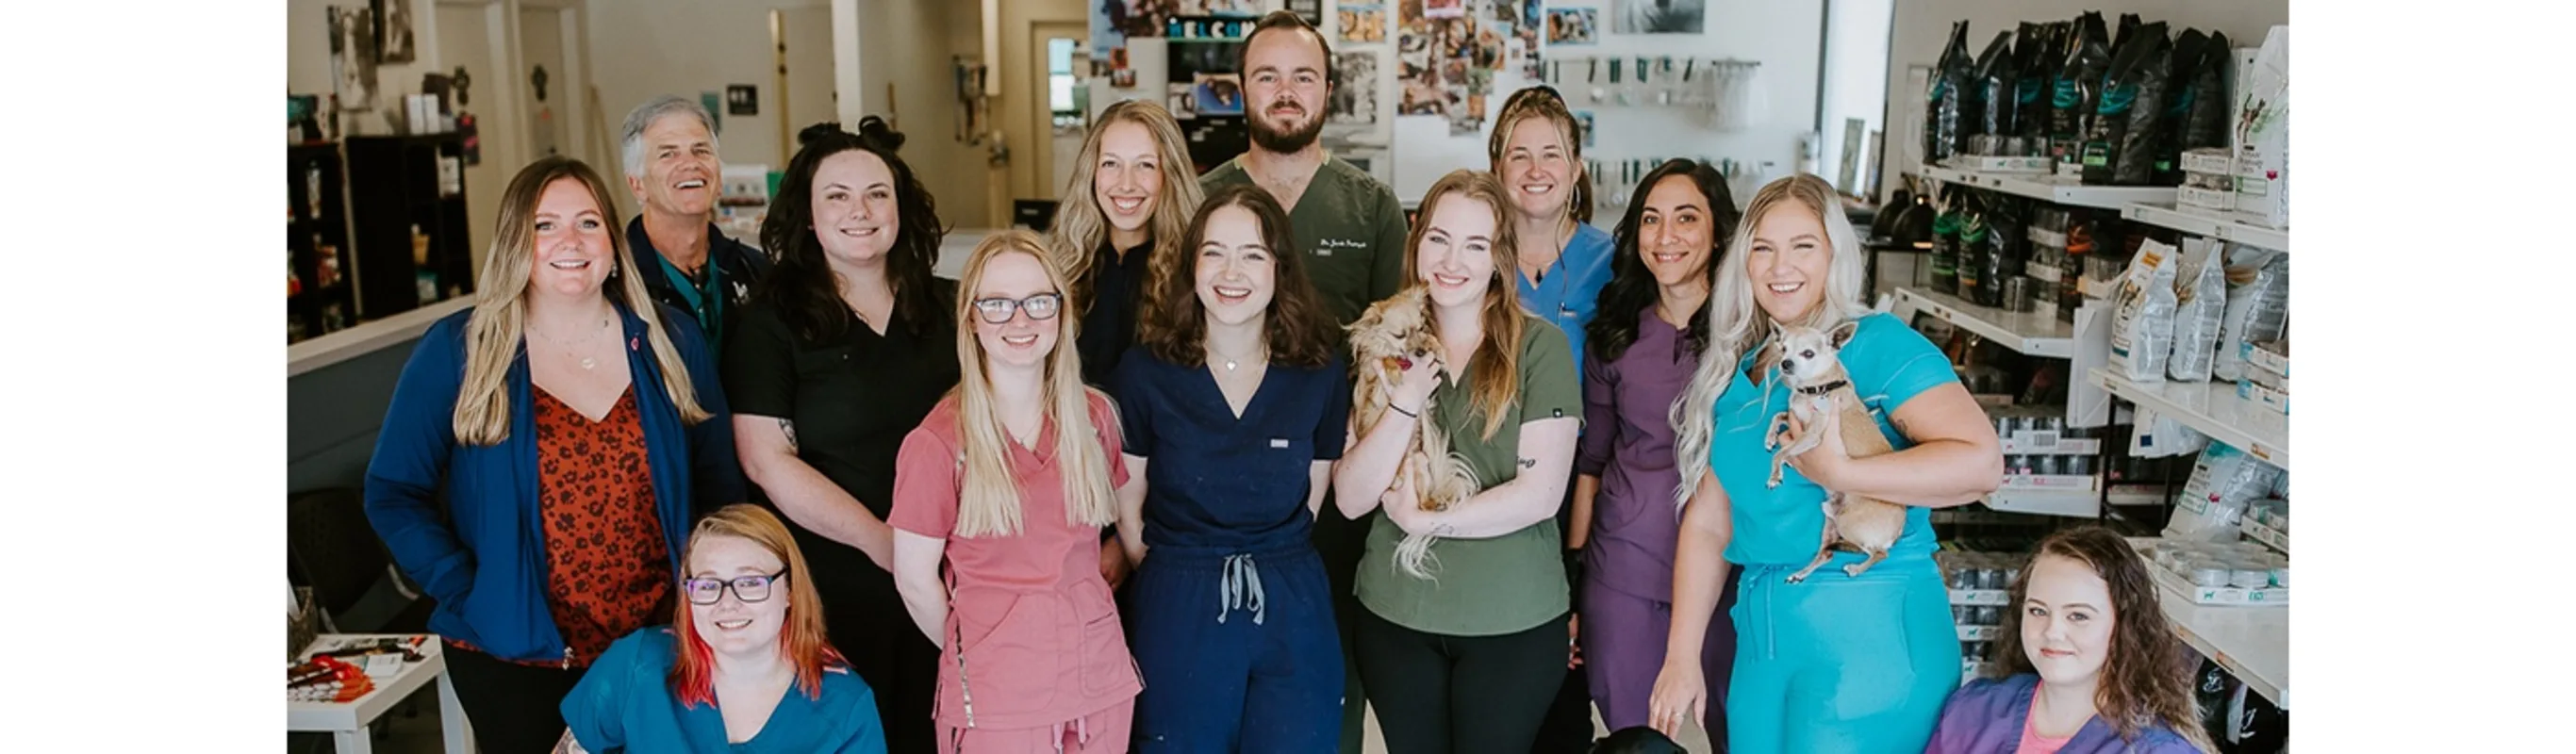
[1644, 174, 2003, 753]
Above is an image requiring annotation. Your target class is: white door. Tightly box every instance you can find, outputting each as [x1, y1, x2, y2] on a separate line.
[519, 8, 570, 162]
[781, 6, 836, 162]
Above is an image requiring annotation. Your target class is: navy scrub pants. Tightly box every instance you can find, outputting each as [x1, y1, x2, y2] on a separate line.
[1124, 542, 1346, 753]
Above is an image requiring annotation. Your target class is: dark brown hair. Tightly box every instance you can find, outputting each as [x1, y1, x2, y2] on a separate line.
[1138, 184, 1336, 369]
[1989, 526, 2216, 751]
[1587, 159, 1740, 364]
[1237, 9, 1334, 88]
[755, 117, 949, 341]
[1403, 170, 1526, 439]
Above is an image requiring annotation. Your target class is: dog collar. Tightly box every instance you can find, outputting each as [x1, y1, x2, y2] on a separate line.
[1793, 379, 1850, 397]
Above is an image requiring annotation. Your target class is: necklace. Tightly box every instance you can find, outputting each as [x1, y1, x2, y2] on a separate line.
[1208, 342, 1267, 374]
[531, 315, 614, 370]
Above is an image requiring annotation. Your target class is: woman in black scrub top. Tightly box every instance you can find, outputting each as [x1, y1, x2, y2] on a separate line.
[721, 117, 956, 754]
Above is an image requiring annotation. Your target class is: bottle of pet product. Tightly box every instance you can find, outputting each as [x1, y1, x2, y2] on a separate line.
[1956, 209, 1990, 303]
[1929, 205, 1963, 295]
[2108, 238, 2180, 383]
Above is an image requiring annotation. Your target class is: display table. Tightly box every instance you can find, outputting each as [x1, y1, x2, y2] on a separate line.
[288, 634, 472, 754]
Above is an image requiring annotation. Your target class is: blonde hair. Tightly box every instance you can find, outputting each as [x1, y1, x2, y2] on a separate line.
[669, 504, 843, 708]
[1403, 170, 1527, 439]
[454, 157, 711, 445]
[1047, 100, 1205, 320]
[1669, 173, 1869, 505]
[948, 230, 1121, 538]
[1484, 86, 1593, 225]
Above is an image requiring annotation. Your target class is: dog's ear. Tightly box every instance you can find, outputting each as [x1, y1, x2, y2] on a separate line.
[1828, 319, 1860, 349]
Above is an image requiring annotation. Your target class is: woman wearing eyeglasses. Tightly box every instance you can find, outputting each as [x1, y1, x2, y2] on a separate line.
[889, 230, 1141, 753]
[556, 504, 888, 753]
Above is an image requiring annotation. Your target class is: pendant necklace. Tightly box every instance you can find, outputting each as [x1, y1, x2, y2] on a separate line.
[534, 315, 613, 370]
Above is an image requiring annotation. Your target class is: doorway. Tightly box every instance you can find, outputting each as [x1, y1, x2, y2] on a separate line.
[1031, 23, 1089, 203]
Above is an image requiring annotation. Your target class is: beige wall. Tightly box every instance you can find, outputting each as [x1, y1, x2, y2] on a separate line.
[852, 0, 998, 229]
[993, 0, 1087, 207]
[1878, 0, 2288, 201]
[583, 0, 834, 180]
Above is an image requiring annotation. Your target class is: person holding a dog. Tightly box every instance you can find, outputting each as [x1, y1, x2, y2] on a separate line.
[1570, 159, 1745, 741]
[1651, 173, 2003, 753]
[888, 231, 1141, 753]
[1925, 527, 2215, 753]
[1105, 185, 1353, 751]
[1334, 170, 1582, 753]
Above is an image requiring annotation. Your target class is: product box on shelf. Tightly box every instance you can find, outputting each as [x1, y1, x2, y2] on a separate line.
[2140, 539, 2289, 606]
[2176, 185, 2237, 212]
[2243, 339, 2288, 379]
[1944, 155, 2054, 173]
[2181, 149, 2236, 176]
[1997, 473, 2100, 491]
[2237, 379, 2288, 416]
[2241, 516, 2289, 552]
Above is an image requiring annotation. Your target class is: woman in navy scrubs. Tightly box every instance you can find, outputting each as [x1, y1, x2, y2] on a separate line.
[1108, 184, 1351, 752]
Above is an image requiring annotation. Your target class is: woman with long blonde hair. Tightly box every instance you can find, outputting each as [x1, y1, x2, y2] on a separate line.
[1049, 98, 1206, 386]
[1645, 174, 2003, 752]
[364, 156, 742, 753]
[888, 230, 1140, 752]
[556, 504, 888, 752]
[1331, 170, 1582, 752]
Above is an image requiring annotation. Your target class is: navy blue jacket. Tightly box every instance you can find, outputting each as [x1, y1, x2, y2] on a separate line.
[626, 217, 771, 349]
[363, 302, 744, 664]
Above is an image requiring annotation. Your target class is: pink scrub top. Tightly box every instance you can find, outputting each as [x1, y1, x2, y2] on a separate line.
[890, 392, 1140, 731]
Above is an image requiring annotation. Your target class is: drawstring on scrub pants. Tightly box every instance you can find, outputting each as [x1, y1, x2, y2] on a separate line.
[1217, 553, 1268, 625]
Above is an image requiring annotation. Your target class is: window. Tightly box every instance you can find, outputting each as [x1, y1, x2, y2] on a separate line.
[1049, 38, 1077, 120]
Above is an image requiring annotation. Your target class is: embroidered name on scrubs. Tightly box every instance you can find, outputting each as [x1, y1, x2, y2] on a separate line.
[1269, 438, 1290, 449]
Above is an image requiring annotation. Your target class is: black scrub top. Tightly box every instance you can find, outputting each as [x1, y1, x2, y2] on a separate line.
[721, 282, 962, 518]
[1076, 238, 1153, 387]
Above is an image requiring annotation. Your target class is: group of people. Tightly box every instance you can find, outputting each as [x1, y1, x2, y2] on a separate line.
[362, 10, 2216, 754]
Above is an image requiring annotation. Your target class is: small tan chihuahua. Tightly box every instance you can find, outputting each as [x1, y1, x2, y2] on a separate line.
[1762, 320, 1907, 583]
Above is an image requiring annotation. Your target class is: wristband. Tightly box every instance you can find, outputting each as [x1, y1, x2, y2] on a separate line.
[1391, 403, 1419, 418]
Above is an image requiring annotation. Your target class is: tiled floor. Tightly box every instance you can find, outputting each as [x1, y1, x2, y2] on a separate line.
[299, 690, 1720, 753]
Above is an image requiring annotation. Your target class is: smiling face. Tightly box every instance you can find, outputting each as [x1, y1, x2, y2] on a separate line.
[811, 149, 900, 268]
[969, 252, 1064, 370]
[1243, 27, 1329, 153]
[1195, 204, 1278, 329]
[526, 177, 616, 301]
[2020, 553, 2118, 690]
[685, 533, 789, 659]
[629, 112, 719, 218]
[1638, 174, 1715, 287]
[1496, 115, 1577, 221]
[1415, 194, 1501, 309]
[1092, 120, 1164, 241]
[1744, 202, 1833, 323]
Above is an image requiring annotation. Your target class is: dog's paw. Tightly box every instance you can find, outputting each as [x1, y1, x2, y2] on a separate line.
[1842, 563, 1867, 578]
[1783, 573, 1807, 585]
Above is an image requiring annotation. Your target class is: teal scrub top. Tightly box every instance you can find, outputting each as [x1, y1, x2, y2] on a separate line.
[562, 628, 889, 753]
[1708, 313, 1957, 567]
[1514, 222, 1616, 389]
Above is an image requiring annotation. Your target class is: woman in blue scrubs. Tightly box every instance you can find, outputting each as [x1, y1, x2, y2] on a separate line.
[1108, 184, 1351, 752]
[1645, 174, 2003, 753]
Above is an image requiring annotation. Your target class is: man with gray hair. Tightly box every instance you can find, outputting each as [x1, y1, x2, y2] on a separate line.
[621, 94, 770, 351]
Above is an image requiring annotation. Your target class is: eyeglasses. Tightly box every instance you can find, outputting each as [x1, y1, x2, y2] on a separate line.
[681, 567, 790, 605]
[970, 293, 1065, 324]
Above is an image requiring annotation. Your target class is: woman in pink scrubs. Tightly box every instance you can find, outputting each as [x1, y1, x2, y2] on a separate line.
[889, 229, 1140, 753]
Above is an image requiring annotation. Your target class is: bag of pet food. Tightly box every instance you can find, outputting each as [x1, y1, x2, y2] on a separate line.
[2183, 31, 2233, 152]
[1977, 197, 2027, 308]
[2108, 238, 2179, 383]
[1973, 30, 2017, 142]
[2167, 238, 2228, 382]
[2082, 22, 2169, 186]
[1956, 201, 1990, 301]
[1929, 202, 1963, 295]
[2163, 442, 2282, 543]
[2154, 29, 2210, 186]
[2127, 404, 2208, 460]
[1926, 21, 1973, 164]
[2050, 13, 2111, 164]
[2237, 25, 2288, 228]
[2109, 12, 2142, 56]
[2211, 246, 2287, 382]
[2017, 22, 2065, 144]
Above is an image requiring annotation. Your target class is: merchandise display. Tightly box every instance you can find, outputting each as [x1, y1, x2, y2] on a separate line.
[2108, 238, 2181, 382]
[2235, 25, 2289, 228]
[2168, 239, 2228, 382]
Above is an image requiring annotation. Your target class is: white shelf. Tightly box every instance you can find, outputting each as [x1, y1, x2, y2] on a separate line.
[1918, 165, 2178, 210]
[2157, 573, 2289, 709]
[1983, 487, 2101, 518]
[2121, 203, 2289, 251]
[2087, 368, 2289, 469]
[1893, 287, 2076, 358]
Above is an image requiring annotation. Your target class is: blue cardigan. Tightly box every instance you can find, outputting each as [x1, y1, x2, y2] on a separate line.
[364, 302, 744, 664]
[563, 628, 888, 753]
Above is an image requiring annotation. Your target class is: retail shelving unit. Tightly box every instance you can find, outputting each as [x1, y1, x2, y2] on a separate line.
[2086, 368, 2290, 470]
[2158, 573, 2289, 709]
[1917, 165, 2177, 211]
[345, 134, 474, 321]
[2121, 203, 2288, 251]
[289, 142, 358, 343]
[1890, 287, 2076, 358]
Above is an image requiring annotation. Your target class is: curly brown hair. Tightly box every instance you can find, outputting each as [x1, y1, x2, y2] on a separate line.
[1988, 527, 2217, 751]
[1135, 184, 1338, 369]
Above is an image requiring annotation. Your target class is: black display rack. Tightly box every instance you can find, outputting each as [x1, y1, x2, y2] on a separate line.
[345, 134, 475, 320]
[288, 142, 359, 343]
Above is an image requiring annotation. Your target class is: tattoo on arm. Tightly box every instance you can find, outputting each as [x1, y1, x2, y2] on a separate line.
[1518, 456, 1538, 470]
[779, 418, 799, 452]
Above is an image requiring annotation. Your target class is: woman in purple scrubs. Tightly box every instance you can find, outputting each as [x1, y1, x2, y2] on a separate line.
[1568, 159, 1742, 738]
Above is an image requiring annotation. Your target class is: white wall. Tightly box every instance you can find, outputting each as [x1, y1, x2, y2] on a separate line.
[1388, 0, 1825, 211]
[1818, 0, 1891, 196]
[288, 0, 443, 134]
[583, 0, 836, 180]
[1875, 0, 2287, 203]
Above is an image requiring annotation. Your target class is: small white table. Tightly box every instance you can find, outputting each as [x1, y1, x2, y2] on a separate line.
[288, 634, 474, 754]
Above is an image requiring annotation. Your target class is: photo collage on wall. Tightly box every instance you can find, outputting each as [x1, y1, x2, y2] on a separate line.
[1398, 0, 1541, 136]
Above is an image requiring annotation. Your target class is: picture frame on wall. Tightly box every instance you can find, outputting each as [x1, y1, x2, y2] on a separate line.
[372, 0, 417, 64]
[328, 6, 379, 111]
[1329, 50, 1379, 126]
[1613, 0, 1706, 35]
[1544, 8, 1596, 46]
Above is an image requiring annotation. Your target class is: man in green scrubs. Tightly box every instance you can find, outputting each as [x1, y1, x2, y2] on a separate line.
[1197, 11, 1410, 754]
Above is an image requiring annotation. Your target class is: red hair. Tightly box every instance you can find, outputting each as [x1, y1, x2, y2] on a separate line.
[668, 504, 848, 708]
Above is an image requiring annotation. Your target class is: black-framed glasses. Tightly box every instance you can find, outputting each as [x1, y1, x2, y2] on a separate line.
[970, 293, 1065, 324]
[681, 567, 790, 605]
